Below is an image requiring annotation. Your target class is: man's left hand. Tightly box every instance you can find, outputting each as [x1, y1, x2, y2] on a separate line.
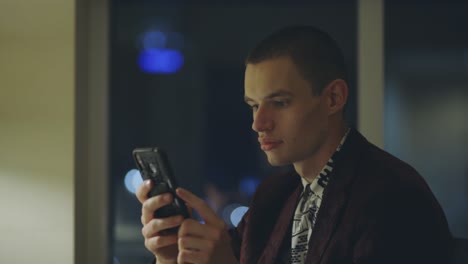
[175, 188, 238, 264]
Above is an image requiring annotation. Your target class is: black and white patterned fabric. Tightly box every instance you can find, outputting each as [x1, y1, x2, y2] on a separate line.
[290, 129, 350, 264]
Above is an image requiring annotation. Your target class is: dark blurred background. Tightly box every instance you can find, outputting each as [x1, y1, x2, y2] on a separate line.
[108, 1, 467, 263]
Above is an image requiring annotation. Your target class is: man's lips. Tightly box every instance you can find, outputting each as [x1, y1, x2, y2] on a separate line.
[258, 138, 283, 151]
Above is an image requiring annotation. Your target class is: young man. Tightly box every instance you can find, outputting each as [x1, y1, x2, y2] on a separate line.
[137, 25, 453, 264]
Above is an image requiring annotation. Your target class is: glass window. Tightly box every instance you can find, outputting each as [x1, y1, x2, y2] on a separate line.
[385, 1, 468, 239]
[109, 1, 357, 262]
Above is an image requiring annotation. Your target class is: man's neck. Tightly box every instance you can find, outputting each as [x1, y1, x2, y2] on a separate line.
[293, 122, 348, 182]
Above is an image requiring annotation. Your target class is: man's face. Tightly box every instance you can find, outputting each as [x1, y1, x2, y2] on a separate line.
[244, 56, 330, 166]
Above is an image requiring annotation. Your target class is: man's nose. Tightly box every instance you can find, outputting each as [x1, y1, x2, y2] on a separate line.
[252, 105, 274, 132]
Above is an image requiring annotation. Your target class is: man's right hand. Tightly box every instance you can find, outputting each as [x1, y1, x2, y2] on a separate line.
[136, 180, 184, 264]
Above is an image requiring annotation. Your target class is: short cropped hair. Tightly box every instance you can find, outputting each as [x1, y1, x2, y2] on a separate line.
[245, 25, 347, 95]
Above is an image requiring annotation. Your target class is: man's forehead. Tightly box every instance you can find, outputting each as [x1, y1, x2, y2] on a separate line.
[246, 62, 292, 89]
[244, 59, 308, 100]
[245, 57, 294, 80]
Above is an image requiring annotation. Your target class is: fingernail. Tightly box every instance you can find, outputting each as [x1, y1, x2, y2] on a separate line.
[163, 193, 171, 202]
[144, 180, 151, 187]
[174, 215, 183, 223]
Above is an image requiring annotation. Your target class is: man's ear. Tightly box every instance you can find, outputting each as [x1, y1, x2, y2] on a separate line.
[324, 79, 348, 115]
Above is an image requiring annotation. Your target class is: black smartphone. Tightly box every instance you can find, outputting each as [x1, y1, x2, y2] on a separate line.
[133, 147, 190, 234]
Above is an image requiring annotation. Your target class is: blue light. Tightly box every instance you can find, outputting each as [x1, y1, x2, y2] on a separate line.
[124, 169, 143, 194]
[138, 48, 184, 74]
[239, 177, 261, 197]
[230, 206, 249, 227]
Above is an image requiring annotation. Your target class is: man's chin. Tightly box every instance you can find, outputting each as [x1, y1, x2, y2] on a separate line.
[266, 154, 291, 166]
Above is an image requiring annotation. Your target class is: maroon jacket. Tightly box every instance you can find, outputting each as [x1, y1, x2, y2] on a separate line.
[230, 129, 453, 264]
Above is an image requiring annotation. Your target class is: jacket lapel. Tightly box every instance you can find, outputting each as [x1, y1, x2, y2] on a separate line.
[245, 170, 301, 263]
[305, 129, 368, 264]
[258, 184, 301, 263]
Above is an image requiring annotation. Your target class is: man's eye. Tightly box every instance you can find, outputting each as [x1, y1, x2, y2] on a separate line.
[273, 101, 287, 107]
[250, 105, 259, 111]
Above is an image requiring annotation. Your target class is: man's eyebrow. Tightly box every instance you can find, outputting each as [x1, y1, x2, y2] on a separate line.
[244, 90, 293, 103]
[244, 96, 255, 103]
[264, 90, 293, 99]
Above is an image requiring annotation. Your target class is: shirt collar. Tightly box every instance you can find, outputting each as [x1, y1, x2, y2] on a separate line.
[300, 128, 351, 189]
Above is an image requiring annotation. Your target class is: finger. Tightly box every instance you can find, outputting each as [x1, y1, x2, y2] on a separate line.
[136, 180, 152, 203]
[178, 236, 216, 252]
[178, 219, 224, 241]
[178, 249, 210, 264]
[144, 234, 178, 253]
[186, 204, 194, 218]
[176, 188, 225, 228]
[142, 215, 185, 238]
[141, 193, 173, 225]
